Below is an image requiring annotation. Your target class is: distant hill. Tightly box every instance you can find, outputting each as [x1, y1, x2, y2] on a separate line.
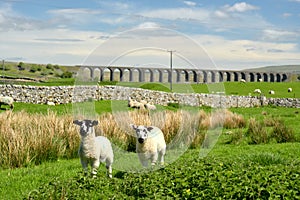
[244, 65, 300, 73]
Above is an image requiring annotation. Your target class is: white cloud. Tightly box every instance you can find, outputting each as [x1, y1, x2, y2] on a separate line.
[0, 29, 106, 64]
[282, 13, 292, 18]
[139, 8, 210, 21]
[136, 22, 160, 29]
[183, 1, 196, 6]
[262, 29, 298, 41]
[224, 2, 259, 13]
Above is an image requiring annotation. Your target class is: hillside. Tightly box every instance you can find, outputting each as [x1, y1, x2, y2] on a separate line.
[244, 65, 300, 73]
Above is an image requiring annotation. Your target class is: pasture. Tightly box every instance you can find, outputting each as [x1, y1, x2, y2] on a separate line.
[0, 81, 300, 199]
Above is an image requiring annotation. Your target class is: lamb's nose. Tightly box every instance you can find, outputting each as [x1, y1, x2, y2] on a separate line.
[138, 138, 144, 144]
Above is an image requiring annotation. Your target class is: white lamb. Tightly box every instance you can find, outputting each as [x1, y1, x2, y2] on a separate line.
[254, 89, 261, 94]
[269, 90, 275, 95]
[130, 124, 166, 167]
[128, 97, 145, 109]
[145, 103, 157, 110]
[0, 96, 14, 109]
[288, 88, 293, 93]
[73, 119, 114, 178]
[240, 79, 246, 83]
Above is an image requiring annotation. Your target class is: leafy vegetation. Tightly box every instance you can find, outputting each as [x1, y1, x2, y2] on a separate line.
[0, 76, 299, 199]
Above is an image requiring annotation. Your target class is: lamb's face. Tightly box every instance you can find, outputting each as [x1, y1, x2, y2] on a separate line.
[73, 120, 98, 137]
[131, 124, 153, 144]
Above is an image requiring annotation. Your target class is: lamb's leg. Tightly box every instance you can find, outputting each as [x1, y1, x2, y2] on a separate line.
[80, 158, 89, 176]
[150, 152, 158, 166]
[91, 159, 100, 178]
[159, 149, 166, 165]
[106, 164, 112, 178]
[105, 157, 113, 178]
[139, 154, 148, 167]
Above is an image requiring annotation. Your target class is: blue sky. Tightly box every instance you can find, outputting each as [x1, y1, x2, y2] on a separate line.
[0, 0, 300, 70]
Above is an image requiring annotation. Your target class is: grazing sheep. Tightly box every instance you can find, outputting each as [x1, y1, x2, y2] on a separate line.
[145, 103, 157, 110]
[258, 78, 263, 82]
[269, 90, 275, 95]
[254, 89, 262, 94]
[288, 88, 293, 93]
[47, 101, 55, 106]
[130, 124, 166, 167]
[73, 119, 113, 178]
[128, 97, 146, 109]
[0, 96, 14, 109]
[240, 79, 246, 83]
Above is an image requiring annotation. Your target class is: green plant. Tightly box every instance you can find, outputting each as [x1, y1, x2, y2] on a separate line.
[246, 118, 269, 144]
[271, 119, 295, 143]
[60, 71, 73, 78]
[227, 129, 244, 144]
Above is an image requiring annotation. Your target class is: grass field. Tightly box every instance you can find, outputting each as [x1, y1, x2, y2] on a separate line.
[0, 100, 300, 199]
[0, 81, 300, 199]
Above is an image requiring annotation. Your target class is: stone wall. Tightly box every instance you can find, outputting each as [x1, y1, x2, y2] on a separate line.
[0, 84, 299, 108]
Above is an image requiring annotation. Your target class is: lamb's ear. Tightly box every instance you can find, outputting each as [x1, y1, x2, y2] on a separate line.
[130, 124, 137, 130]
[92, 120, 98, 126]
[73, 120, 82, 125]
[146, 126, 154, 132]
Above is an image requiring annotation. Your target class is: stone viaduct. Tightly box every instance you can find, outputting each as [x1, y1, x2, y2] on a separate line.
[79, 66, 290, 83]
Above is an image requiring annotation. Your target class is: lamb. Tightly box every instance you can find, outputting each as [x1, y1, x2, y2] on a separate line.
[240, 79, 246, 83]
[47, 101, 55, 106]
[130, 124, 166, 167]
[145, 103, 157, 110]
[269, 90, 275, 95]
[254, 89, 261, 94]
[0, 96, 14, 110]
[128, 97, 145, 109]
[73, 119, 113, 178]
[288, 88, 293, 93]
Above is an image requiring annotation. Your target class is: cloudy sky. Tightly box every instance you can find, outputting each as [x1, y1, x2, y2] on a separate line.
[0, 0, 300, 70]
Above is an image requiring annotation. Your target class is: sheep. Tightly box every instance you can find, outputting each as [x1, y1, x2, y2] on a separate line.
[128, 97, 145, 109]
[258, 78, 263, 82]
[0, 96, 14, 110]
[254, 89, 261, 94]
[130, 124, 166, 167]
[73, 119, 113, 178]
[269, 90, 275, 95]
[240, 79, 246, 83]
[145, 103, 156, 110]
[288, 88, 293, 93]
[47, 101, 55, 106]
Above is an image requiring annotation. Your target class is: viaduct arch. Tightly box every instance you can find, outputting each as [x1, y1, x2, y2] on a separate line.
[79, 66, 290, 83]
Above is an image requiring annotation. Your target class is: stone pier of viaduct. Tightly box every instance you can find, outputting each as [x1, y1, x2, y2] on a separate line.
[78, 66, 290, 83]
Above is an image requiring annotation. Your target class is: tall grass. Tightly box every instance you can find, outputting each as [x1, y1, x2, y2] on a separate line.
[0, 109, 245, 169]
[0, 111, 79, 169]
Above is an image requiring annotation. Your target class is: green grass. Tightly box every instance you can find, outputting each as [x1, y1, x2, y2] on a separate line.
[0, 80, 300, 199]
[110, 81, 299, 98]
[2, 143, 300, 199]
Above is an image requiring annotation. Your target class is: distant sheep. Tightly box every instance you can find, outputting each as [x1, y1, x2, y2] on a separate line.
[145, 103, 156, 110]
[254, 89, 262, 94]
[47, 101, 55, 106]
[0, 96, 14, 110]
[269, 90, 275, 95]
[128, 97, 145, 109]
[131, 124, 166, 167]
[73, 119, 113, 178]
[258, 78, 263, 82]
[288, 88, 293, 93]
[240, 79, 246, 83]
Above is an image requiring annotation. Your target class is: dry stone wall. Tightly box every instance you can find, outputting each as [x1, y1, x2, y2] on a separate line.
[0, 84, 299, 108]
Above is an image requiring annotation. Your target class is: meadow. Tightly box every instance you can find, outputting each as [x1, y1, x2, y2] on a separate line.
[0, 81, 300, 199]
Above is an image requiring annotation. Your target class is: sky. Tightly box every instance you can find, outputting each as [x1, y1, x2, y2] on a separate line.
[0, 0, 300, 70]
